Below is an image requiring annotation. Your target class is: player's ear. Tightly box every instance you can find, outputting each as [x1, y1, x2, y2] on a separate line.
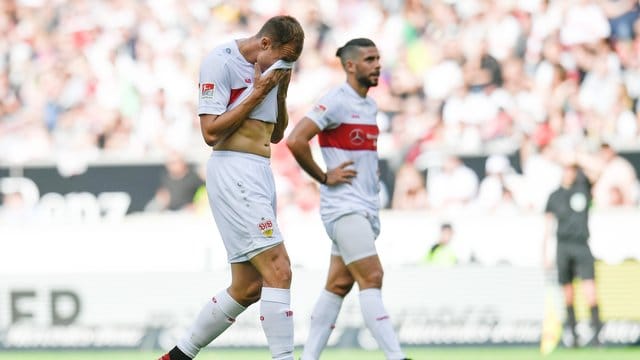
[345, 59, 356, 74]
[260, 37, 272, 50]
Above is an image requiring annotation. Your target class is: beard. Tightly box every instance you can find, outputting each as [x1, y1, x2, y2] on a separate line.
[356, 72, 379, 88]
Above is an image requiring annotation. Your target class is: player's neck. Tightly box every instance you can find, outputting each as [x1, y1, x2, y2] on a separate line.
[346, 78, 369, 98]
[236, 37, 259, 64]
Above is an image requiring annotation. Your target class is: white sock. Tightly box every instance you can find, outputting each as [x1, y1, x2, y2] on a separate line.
[359, 288, 405, 360]
[177, 289, 246, 358]
[260, 287, 294, 360]
[301, 290, 344, 360]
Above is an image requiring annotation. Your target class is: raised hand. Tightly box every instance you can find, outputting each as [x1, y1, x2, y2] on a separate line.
[253, 63, 290, 99]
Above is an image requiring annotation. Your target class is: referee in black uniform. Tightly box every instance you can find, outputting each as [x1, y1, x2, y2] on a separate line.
[543, 163, 602, 347]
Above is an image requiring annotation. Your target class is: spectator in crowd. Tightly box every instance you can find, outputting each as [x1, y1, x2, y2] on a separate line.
[476, 154, 525, 212]
[426, 155, 479, 210]
[591, 143, 639, 207]
[391, 163, 428, 210]
[521, 143, 563, 211]
[2, 0, 640, 214]
[145, 151, 203, 212]
[424, 223, 457, 266]
[600, 0, 639, 42]
[0, 189, 31, 223]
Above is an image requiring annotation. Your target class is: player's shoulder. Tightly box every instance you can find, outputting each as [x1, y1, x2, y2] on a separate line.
[312, 85, 344, 111]
[332, 83, 377, 107]
[549, 187, 563, 200]
[324, 84, 347, 98]
[321, 84, 354, 105]
[366, 94, 378, 108]
[202, 41, 237, 67]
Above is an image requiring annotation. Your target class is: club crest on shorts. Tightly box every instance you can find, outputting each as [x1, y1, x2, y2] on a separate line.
[258, 217, 274, 237]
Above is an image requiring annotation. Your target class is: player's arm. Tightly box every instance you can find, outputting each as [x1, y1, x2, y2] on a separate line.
[573, 151, 602, 185]
[271, 71, 291, 144]
[200, 65, 288, 146]
[286, 117, 356, 185]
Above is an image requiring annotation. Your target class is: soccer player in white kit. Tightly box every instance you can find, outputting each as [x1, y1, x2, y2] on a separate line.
[287, 38, 410, 360]
[159, 16, 304, 360]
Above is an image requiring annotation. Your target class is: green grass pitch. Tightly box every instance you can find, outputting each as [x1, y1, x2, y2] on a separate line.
[0, 347, 639, 360]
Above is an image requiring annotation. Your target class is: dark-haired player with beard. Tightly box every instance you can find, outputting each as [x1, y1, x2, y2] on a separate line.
[287, 38, 410, 360]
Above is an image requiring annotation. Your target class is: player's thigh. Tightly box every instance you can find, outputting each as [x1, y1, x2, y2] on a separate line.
[229, 261, 263, 305]
[556, 243, 574, 285]
[332, 213, 378, 266]
[249, 242, 292, 288]
[574, 245, 596, 280]
[325, 255, 354, 296]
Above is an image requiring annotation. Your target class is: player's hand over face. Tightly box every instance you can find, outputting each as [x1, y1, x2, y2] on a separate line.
[253, 64, 290, 99]
[326, 160, 357, 185]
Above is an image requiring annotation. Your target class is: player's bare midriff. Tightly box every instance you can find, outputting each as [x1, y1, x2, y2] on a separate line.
[213, 118, 275, 158]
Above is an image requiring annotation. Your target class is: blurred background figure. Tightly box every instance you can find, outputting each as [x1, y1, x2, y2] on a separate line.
[544, 163, 602, 348]
[521, 143, 563, 212]
[591, 143, 639, 207]
[0, 188, 31, 223]
[424, 223, 457, 266]
[392, 163, 428, 210]
[426, 155, 478, 211]
[476, 154, 525, 213]
[145, 151, 203, 212]
[1, 0, 639, 216]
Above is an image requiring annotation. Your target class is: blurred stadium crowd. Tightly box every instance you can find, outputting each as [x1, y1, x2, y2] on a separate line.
[1, 0, 640, 216]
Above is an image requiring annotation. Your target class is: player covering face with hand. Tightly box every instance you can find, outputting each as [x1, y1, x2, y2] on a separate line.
[287, 38, 410, 360]
[159, 15, 303, 360]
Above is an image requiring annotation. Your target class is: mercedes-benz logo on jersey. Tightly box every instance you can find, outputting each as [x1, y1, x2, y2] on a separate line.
[349, 128, 365, 145]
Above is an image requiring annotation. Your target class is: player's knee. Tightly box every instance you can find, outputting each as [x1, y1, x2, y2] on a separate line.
[246, 280, 264, 303]
[327, 279, 354, 297]
[231, 280, 262, 305]
[263, 264, 292, 289]
[360, 268, 383, 288]
[274, 265, 293, 288]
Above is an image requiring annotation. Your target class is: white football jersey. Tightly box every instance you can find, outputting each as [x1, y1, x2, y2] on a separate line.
[198, 41, 286, 123]
[305, 83, 380, 224]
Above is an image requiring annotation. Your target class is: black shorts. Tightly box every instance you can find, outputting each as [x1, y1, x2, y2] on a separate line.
[556, 242, 595, 285]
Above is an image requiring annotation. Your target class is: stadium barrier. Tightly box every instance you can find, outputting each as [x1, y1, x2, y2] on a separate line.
[0, 265, 638, 350]
[0, 212, 638, 349]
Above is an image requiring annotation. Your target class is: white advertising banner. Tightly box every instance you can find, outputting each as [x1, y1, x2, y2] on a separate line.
[1, 267, 638, 349]
[1, 211, 639, 349]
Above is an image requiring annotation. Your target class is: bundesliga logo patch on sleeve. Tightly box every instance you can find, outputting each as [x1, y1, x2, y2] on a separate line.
[311, 103, 327, 116]
[201, 83, 215, 99]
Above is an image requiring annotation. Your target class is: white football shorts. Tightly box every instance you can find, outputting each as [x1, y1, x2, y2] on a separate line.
[206, 150, 283, 263]
[327, 212, 380, 265]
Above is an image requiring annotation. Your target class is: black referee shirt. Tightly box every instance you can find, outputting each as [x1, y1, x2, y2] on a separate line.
[545, 172, 591, 244]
